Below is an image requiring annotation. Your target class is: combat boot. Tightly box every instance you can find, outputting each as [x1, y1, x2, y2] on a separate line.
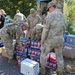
[8, 59, 17, 64]
[40, 67, 45, 75]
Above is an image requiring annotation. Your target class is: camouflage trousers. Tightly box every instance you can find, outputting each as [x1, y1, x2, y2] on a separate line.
[40, 43, 64, 74]
[1, 38, 14, 59]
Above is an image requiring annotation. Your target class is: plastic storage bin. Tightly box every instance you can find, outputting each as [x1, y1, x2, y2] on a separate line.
[66, 35, 75, 45]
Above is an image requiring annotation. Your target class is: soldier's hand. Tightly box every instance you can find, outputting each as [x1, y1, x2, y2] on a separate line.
[41, 40, 44, 45]
[6, 29, 10, 36]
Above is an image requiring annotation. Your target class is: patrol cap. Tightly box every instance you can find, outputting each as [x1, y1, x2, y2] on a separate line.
[48, 1, 56, 8]
[30, 8, 35, 14]
[16, 10, 20, 13]
[35, 23, 43, 29]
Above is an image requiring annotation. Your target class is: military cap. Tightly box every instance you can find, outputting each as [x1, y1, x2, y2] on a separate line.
[34, 23, 43, 29]
[16, 10, 20, 13]
[30, 8, 35, 14]
[48, 1, 56, 8]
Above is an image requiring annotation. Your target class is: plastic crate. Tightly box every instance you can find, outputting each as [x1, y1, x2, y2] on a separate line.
[66, 35, 75, 45]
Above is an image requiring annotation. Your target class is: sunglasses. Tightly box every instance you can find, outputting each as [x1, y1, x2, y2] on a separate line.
[49, 6, 51, 9]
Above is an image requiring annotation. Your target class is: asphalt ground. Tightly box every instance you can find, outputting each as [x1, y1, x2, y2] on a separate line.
[0, 54, 57, 75]
[0, 54, 23, 75]
[0, 53, 75, 75]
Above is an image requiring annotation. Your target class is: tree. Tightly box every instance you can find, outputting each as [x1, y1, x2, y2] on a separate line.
[64, 0, 75, 34]
[0, 0, 37, 18]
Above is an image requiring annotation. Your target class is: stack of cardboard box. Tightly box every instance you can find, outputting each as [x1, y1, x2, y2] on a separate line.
[28, 40, 41, 63]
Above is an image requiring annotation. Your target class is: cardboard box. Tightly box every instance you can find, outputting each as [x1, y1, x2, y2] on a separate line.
[0, 48, 2, 54]
[21, 58, 39, 75]
[2, 47, 8, 58]
[25, 58, 39, 73]
[63, 46, 75, 59]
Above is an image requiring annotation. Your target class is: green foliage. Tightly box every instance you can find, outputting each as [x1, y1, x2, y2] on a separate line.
[64, 0, 75, 34]
[0, 0, 37, 18]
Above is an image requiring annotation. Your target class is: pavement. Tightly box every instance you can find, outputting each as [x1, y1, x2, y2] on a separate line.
[0, 54, 58, 75]
[0, 54, 23, 75]
[2, 49, 75, 75]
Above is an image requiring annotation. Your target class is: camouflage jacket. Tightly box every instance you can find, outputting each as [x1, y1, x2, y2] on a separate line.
[41, 9, 65, 46]
[27, 14, 41, 31]
[0, 23, 22, 44]
[32, 24, 43, 40]
[14, 13, 27, 24]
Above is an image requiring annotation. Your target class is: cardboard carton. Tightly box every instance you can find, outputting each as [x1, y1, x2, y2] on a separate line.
[2, 47, 8, 58]
[21, 58, 39, 75]
[63, 46, 75, 59]
[0, 48, 2, 54]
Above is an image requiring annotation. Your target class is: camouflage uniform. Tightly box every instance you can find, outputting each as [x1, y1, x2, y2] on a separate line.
[32, 24, 43, 40]
[53, 0, 64, 12]
[27, 8, 41, 39]
[14, 10, 27, 24]
[40, 1, 65, 75]
[37, 9, 46, 24]
[0, 23, 22, 60]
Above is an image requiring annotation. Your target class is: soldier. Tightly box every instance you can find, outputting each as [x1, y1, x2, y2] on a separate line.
[40, 1, 65, 75]
[37, 9, 42, 17]
[27, 8, 41, 39]
[53, 0, 64, 12]
[37, 9, 46, 24]
[0, 23, 22, 64]
[32, 23, 43, 40]
[14, 10, 27, 39]
[14, 10, 27, 24]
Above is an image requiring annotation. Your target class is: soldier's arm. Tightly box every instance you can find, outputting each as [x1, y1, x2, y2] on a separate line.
[23, 15, 27, 22]
[32, 27, 36, 39]
[38, 15, 42, 23]
[14, 14, 17, 22]
[41, 25, 49, 43]
[27, 16, 30, 31]
[41, 15, 52, 43]
[15, 26, 22, 45]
